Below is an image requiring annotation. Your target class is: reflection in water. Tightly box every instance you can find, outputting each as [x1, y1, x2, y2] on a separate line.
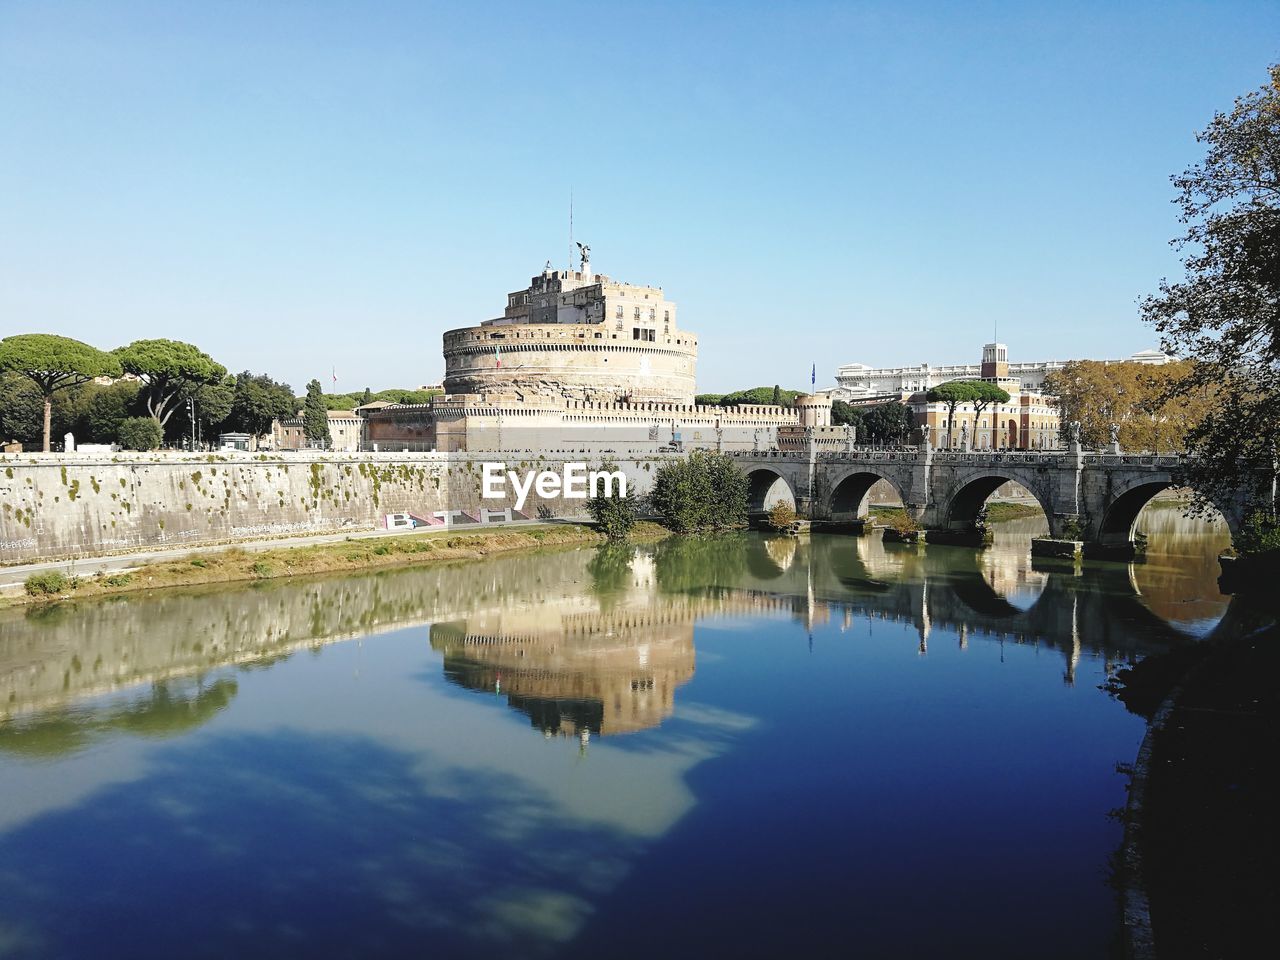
[0, 511, 1262, 960]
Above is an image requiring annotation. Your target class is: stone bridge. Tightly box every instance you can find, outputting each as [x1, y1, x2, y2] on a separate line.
[729, 446, 1249, 557]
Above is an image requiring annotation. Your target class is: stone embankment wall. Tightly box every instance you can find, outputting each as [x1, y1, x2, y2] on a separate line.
[0, 452, 671, 564]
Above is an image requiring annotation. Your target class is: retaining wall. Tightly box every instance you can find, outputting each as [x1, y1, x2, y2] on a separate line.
[0, 452, 671, 564]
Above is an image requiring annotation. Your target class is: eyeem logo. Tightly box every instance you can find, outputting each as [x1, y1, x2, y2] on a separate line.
[481, 463, 627, 511]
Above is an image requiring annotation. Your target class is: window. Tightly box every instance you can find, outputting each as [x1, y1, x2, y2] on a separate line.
[634, 307, 641, 320]
[664, 310, 669, 323]
[633, 328, 641, 340]
[615, 305, 623, 318]
[649, 308, 655, 321]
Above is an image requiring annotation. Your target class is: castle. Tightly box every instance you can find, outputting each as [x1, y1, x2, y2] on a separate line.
[363, 255, 803, 453]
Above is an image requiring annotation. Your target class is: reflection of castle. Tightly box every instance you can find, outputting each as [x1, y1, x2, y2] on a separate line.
[430, 611, 695, 739]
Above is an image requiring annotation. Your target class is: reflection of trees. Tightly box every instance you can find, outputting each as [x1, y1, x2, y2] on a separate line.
[587, 544, 637, 611]
[653, 533, 750, 594]
[0, 677, 237, 758]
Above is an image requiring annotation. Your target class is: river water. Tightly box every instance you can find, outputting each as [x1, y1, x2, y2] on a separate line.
[0, 509, 1251, 958]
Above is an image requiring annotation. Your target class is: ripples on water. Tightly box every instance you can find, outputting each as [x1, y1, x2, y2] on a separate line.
[0, 509, 1253, 959]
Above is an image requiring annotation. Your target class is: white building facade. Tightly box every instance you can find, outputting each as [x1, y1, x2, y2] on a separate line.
[831, 348, 1172, 400]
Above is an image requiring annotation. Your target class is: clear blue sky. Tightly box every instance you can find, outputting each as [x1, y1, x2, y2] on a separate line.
[2, 1, 1278, 394]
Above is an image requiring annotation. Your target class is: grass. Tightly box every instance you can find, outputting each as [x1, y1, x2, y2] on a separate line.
[2, 522, 671, 607]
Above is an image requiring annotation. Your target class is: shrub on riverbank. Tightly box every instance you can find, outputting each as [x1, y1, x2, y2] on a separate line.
[766, 501, 797, 533]
[24, 571, 68, 596]
[649, 451, 748, 534]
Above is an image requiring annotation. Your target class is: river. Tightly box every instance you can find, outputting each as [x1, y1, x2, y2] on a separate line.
[0, 509, 1256, 958]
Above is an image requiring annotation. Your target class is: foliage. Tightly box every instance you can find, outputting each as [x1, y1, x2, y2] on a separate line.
[114, 339, 226, 427]
[316, 387, 438, 410]
[766, 501, 798, 532]
[712, 385, 803, 408]
[649, 450, 749, 533]
[695, 393, 724, 406]
[586, 543, 636, 607]
[226, 371, 296, 439]
[1233, 510, 1280, 556]
[186, 376, 237, 441]
[586, 495, 639, 541]
[24, 571, 68, 596]
[585, 478, 639, 541]
[885, 510, 919, 535]
[0, 372, 45, 446]
[1042, 360, 1210, 451]
[1058, 516, 1085, 541]
[1140, 64, 1280, 514]
[0, 334, 122, 451]
[830, 399, 858, 426]
[926, 380, 1009, 447]
[83, 381, 143, 443]
[117, 416, 163, 451]
[303, 379, 331, 446]
[831, 400, 916, 443]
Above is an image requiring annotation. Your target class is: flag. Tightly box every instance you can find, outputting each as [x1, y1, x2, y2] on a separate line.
[811, 362, 816, 387]
[331, 366, 337, 384]
[495, 345, 502, 368]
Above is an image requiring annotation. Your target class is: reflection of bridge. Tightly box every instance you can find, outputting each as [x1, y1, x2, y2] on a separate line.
[731, 447, 1248, 556]
[0, 530, 1252, 752]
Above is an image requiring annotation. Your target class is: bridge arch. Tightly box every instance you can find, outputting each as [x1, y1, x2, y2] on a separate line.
[746, 468, 795, 514]
[1095, 475, 1235, 547]
[940, 472, 1053, 531]
[827, 469, 909, 521]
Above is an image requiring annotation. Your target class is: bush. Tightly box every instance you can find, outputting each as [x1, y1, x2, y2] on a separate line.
[1234, 510, 1280, 556]
[1059, 516, 1085, 541]
[766, 501, 797, 532]
[104, 573, 134, 586]
[117, 416, 163, 451]
[586, 485, 639, 541]
[250, 560, 272, 577]
[649, 450, 749, 534]
[886, 511, 919, 535]
[25, 571, 68, 596]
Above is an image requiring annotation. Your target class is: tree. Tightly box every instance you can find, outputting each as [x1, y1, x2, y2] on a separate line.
[586, 481, 639, 541]
[303, 379, 331, 448]
[831, 399, 861, 428]
[862, 402, 917, 443]
[1043, 360, 1212, 452]
[715, 386, 803, 407]
[191, 376, 236, 440]
[84, 381, 142, 443]
[0, 372, 45, 447]
[114, 339, 226, 428]
[226, 372, 297, 442]
[968, 382, 1011, 447]
[360, 387, 373, 406]
[926, 381, 982, 448]
[649, 450, 749, 533]
[1141, 64, 1280, 516]
[0, 334, 121, 451]
[117, 416, 163, 451]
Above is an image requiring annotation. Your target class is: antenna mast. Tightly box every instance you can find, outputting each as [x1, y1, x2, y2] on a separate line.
[568, 190, 574, 273]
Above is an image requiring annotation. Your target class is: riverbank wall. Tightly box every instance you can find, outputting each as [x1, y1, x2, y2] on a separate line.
[0, 452, 672, 564]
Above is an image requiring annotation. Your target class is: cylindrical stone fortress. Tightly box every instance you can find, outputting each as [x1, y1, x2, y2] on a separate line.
[442, 265, 698, 403]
